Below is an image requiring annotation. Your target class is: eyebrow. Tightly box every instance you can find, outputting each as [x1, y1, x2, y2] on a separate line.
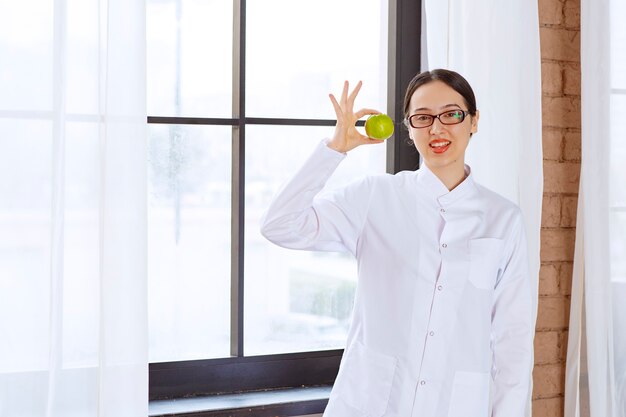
[413, 103, 462, 112]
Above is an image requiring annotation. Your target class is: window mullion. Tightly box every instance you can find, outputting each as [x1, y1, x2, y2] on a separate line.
[230, 0, 246, 358]
[386, 0, 421, 174]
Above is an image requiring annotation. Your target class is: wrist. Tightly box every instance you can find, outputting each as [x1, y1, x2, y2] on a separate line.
[326, 139, 348, 154]
[327, 135, 358, 153]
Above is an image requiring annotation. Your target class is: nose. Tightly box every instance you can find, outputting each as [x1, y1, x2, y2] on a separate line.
[429, 116, 444, 134]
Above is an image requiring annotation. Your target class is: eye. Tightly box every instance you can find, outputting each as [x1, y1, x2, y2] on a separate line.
[414, 114, 432, 122]
[443, 110, 462, 119]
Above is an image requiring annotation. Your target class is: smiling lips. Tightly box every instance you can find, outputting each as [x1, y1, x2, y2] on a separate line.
[429, 139, 451, 154]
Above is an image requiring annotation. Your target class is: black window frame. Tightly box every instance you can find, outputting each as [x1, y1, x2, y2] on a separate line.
[148, 0, 421, 401]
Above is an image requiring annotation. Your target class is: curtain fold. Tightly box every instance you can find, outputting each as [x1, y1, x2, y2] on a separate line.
[565, 0, 623, 416]
[0, 0, 147, 416]
[422, 1, 543, 416]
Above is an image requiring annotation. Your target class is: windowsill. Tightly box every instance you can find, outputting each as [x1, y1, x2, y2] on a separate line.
[148, 386, 331, 417]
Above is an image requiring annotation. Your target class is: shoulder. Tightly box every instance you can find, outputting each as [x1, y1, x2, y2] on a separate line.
[327, 170, 416, 203]
[352, 171, 417, 203]
[367, 169, 417, 188]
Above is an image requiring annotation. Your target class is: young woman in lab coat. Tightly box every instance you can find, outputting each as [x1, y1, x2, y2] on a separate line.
[260, 69, 534, 417]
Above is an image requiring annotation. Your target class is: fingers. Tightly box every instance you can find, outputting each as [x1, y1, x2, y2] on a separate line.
[340, 81, 349, 107]
[347, 81, 362, 112]
[329, 94, 343, 119]
[356, 133, 387, 145]
[330, 80, 368, 120]
[354, 108, 380, 119]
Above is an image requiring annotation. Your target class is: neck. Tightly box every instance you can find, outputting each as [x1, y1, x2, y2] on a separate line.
[427, 162, 467, 191]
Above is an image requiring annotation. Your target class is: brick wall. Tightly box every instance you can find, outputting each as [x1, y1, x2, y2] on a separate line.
[534, 0, 581, 415]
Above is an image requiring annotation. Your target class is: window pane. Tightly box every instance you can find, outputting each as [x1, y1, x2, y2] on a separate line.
[147, 0, 233, 118]
[66, 0, 99, 115]
[0, 119, 52, 372]
[610, 211, 626, 281]
[611, 0, 626, 89]
[63, 122, 100, 368]
[610, 94, 626, 206]
[244, 125, 386, 356]
[246, 0, 388, 119]
[148, 124, 231, 362]
[0, 1, 53, 111]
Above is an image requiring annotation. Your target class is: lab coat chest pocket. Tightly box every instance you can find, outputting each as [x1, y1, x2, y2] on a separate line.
[447, 371, 490, 417]
[468, 238, 504, 290]
[333, 341, 397, 417]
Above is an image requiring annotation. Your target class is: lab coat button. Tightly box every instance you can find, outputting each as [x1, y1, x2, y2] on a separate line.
[437, 285, 443, 291]
[440, 208, 446, 213]
[429, 331, 435, 336]
[420, 380, 426, 386]
[441, 243, 447, 248]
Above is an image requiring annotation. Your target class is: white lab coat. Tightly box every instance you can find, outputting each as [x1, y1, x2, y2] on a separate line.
[260, 140, 534, 417]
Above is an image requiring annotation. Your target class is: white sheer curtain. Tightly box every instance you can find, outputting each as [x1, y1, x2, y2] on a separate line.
[0, 0, 147, 416]
[565, 0, 625, 416]
[421, 1, 543, 416]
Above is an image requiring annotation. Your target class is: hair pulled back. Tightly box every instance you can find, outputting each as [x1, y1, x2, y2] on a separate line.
[403, 69, 477, 122]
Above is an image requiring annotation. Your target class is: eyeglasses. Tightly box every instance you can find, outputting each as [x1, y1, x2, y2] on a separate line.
[407, 109, 470, 128]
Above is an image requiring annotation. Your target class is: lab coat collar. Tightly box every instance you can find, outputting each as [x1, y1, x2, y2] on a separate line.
[416, 163, 477, 207]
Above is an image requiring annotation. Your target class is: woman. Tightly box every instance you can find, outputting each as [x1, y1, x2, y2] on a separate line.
[260, 69, 534, 417]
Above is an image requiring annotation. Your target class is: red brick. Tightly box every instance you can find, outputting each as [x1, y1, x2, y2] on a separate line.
[534, 330, 562, 364]
[564, 0, 581, 29]
[539, 263, 560, 295]
[561, 195, 578, 227]
[539, 0, 564, 26]
[535, 0, 579, 407]
[542, 128, 563, 161]
[533, 364, 565, 398]
[542, 61, 563, 96]
[541, 229, 576, 262]
[560, 330, 570, 361]
[542, 96, 581, 129]
[540, 27, 580, 62]
[542, 195, 562, 228]
[563, 62, 581, 95]
[563, 130, 581, 161]
[532, 397, 564, 417]
[536, 296, 570, 330]
[543, 161, 580, 194]
[560, 262, 573, 296]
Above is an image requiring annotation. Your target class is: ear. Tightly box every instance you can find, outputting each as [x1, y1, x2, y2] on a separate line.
[403, 119, 413, 140]
[470, 110, 480, 134]
[405, 124, 414, 141]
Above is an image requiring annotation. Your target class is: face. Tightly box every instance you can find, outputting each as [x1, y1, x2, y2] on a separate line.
[407, 80, 479, 175]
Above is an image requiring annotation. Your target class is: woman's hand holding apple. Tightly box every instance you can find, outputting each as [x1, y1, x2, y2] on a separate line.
[327, 81, 383, 153]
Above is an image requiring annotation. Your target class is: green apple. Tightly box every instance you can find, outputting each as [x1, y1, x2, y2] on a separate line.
[365, 114, 394, 140]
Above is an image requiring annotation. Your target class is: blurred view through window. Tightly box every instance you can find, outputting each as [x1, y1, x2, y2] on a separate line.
[147, 0, 389, 362]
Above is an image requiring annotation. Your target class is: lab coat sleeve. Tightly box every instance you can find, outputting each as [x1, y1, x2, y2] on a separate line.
[490, 212, 534, 417]
[260, 140, 372, 255]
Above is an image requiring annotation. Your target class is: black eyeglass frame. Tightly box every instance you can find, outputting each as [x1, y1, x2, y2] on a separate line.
[407, 109, 472, 129]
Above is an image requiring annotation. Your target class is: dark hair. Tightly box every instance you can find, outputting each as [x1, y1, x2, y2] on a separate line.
[403, 69, 477, 122]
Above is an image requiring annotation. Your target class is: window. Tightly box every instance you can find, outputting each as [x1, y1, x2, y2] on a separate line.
[147, 0, 421, 403]
[610, 0, 626, 281]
